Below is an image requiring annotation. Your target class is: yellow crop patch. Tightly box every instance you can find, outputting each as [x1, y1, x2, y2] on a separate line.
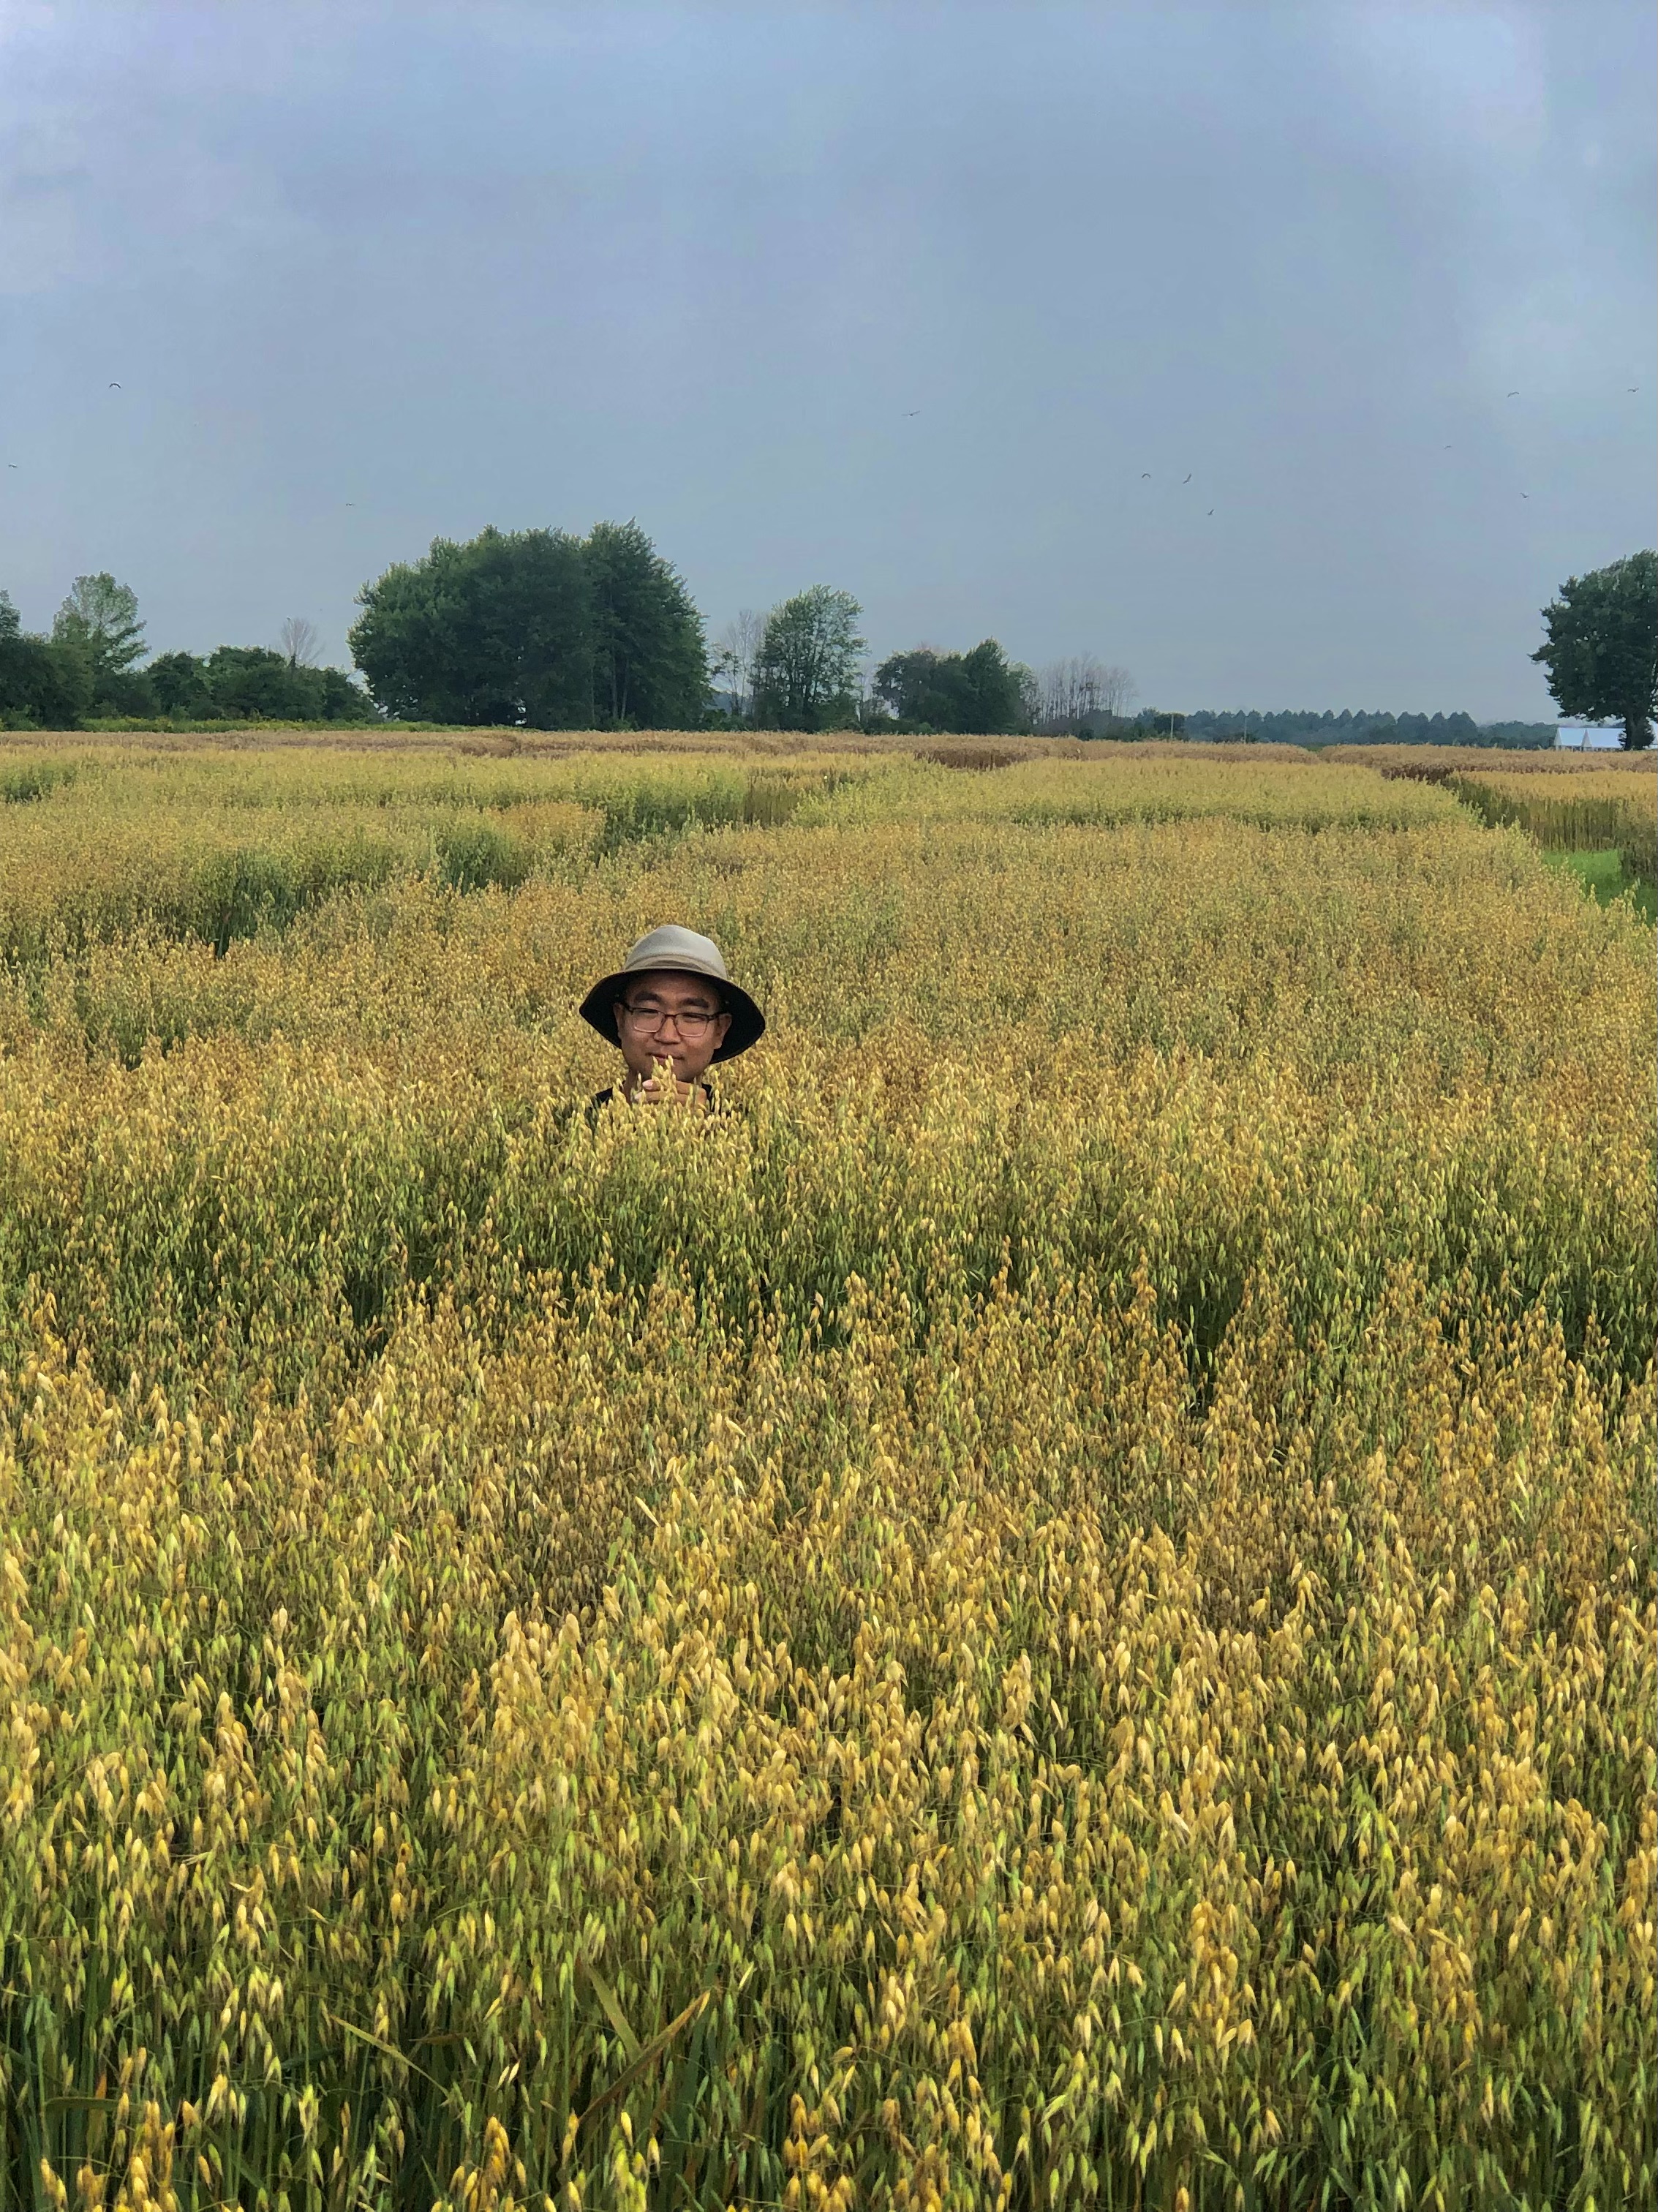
[0, 734, 1652, 2210]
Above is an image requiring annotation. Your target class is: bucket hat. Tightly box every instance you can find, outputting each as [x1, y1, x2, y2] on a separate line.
[579, 924, 766, 1064]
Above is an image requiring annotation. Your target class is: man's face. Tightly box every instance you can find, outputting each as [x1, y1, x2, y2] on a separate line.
[613, 969, 731, 1085]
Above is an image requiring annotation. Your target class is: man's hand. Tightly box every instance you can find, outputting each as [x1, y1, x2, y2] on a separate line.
[631, 1058, 701, 1107]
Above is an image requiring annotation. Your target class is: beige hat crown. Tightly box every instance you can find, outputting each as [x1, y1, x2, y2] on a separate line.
[617, 925, 730, 982]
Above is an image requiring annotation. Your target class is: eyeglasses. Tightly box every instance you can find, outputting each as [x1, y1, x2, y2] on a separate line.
[619, 999, 723, 1037]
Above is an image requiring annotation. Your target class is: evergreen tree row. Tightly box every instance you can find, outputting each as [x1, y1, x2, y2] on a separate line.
[1180, 707, 1556, 748]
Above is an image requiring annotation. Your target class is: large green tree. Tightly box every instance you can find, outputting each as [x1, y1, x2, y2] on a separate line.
[51, 573, 147, 708]
[0, 592, 91, 726]
[1531, 551, 1657, 749]
[585, 520, 708, 727]
[350, 527, 595, 726]
[752, 587, 864, 729]
[873, 639, 1028, 733]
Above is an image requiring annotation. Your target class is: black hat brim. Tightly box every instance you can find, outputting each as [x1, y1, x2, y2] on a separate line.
[578, 970, 766, 1064]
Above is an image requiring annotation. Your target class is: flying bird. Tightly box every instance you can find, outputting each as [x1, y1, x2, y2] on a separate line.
[1181, 473, 1192, 484]
[1140, 472, 1151, 480]
[902, 409, 921, 417]
[1629, 386, 1640, 393]
[1207, 508, 1214, 516]
[108, 381, 121, 390]
[1506, 390, 1520, 397]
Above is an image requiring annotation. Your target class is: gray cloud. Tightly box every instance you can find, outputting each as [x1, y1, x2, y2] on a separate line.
[1, 1, 1652, 715]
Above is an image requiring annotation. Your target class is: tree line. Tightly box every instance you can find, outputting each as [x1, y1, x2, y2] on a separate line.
[350, 538, 1052, 735]
[5, 524, 1652, 745]
[1, 579, 372, 728]
[1180, 709, 1558, 748]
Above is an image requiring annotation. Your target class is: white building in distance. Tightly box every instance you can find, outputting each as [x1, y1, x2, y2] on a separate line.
[1555, 721, 1623, 750]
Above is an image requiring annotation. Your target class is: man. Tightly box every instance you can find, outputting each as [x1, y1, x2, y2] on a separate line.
[579, 924, 765, 1108]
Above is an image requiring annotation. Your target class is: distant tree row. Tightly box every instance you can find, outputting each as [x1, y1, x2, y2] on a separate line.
[146, 647, 372, 723]
[714, 605, 1134, 737]
[0, 574, 371, 729]
[1028, 655, 1137, 733]
[353, 532, 1645, 745]
[10, 531, 1649, 745]
[1178, 707, 1548, 747]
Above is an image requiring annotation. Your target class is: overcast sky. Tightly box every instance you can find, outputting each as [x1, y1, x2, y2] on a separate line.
[1, 1, 1653, 717]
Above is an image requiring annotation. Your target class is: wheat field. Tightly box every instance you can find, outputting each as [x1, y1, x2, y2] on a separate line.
[1445, 771, 1657, 884]
[0, 737, 1652, 2212]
